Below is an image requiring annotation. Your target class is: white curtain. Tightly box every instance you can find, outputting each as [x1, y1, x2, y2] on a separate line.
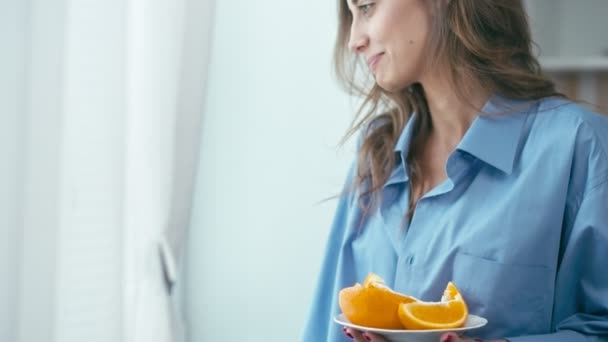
[0, 0, 211, 341]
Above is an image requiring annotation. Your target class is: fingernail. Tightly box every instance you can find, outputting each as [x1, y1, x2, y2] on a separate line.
[441, 335, 454, 342]
[343, 329, 354, 339]
[363, 333, 372, 341]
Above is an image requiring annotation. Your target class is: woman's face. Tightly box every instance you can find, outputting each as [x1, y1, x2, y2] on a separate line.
[347, 0, 433, 92]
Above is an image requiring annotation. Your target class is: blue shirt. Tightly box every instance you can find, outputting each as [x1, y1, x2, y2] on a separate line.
[302, 96, 608, 342]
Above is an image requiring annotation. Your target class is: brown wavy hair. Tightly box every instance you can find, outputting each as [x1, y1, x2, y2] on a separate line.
[334, 0, 563, 218]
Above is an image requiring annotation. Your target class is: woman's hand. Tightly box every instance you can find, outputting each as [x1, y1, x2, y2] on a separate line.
[342, 329, 506, 342]
[438, 332, 507, 342]
[342, 327, 387, 341]
[438, 333, 481, 342]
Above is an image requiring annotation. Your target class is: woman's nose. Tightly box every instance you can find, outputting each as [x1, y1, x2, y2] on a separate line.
[348, 25, 368, 53]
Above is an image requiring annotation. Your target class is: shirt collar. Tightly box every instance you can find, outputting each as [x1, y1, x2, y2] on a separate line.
[457, 95, 533, 174]
[385, 112, 418, 185]
[393, 94, 534, 175]
[394, 112, 417, 157]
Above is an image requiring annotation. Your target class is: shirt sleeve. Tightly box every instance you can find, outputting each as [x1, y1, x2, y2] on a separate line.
[300, 161, 357, 342]
[508, 179, 608, 342]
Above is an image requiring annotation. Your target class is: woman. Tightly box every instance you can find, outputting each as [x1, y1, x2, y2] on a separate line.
[302, 0, 608, 341]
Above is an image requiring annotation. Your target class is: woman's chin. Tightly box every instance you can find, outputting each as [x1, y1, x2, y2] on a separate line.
[375, 75, 413, 93]
[375, 78, 401, 93]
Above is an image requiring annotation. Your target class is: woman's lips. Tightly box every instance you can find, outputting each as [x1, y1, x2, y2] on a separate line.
[367, 53, 384, 72]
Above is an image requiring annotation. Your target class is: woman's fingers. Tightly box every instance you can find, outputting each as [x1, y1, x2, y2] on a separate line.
[439, 332, 460, 342]
[439, 332, 482, 342]
[342, 326, 355, 340]
[341, 328, 485, 342]
[364, 332, 388, 341]
[343, 327, 387, 341]
[344, 327, 367, 341]
[341, 328, 483, 342]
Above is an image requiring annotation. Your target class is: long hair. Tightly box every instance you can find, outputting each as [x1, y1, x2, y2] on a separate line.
[334, 0, 563, 218]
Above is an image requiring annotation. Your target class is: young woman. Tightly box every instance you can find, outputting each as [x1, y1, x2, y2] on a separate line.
[302, 1, 608, 341]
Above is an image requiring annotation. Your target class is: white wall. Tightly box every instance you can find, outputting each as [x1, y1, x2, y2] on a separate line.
[17, 0, 65, 339]
[13, 0, 127, 341]
[184, 1, 356, 341]
[0, 1, 27, 341]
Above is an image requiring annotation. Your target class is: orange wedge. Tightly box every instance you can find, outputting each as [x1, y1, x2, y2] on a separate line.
[362, 273, 384, 287]
[339, 273, 418, 329]
[398, 282, 468, 330]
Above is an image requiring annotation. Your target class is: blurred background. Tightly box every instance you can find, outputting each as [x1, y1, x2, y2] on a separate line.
[0, 1, 606, 342]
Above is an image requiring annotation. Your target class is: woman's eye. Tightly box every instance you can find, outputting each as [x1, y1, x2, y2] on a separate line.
[358, 3, 375, 15]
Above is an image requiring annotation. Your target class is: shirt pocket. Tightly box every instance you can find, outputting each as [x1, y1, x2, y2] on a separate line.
[452, 251, 554, 337]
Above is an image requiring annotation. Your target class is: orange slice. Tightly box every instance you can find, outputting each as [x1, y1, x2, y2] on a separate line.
[339, 273, 418, 329]
[362, 273, 384, 287]
[398, 282, 468, 330]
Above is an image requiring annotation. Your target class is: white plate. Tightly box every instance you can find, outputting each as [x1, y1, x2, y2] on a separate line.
[334, 314, 488, 342]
